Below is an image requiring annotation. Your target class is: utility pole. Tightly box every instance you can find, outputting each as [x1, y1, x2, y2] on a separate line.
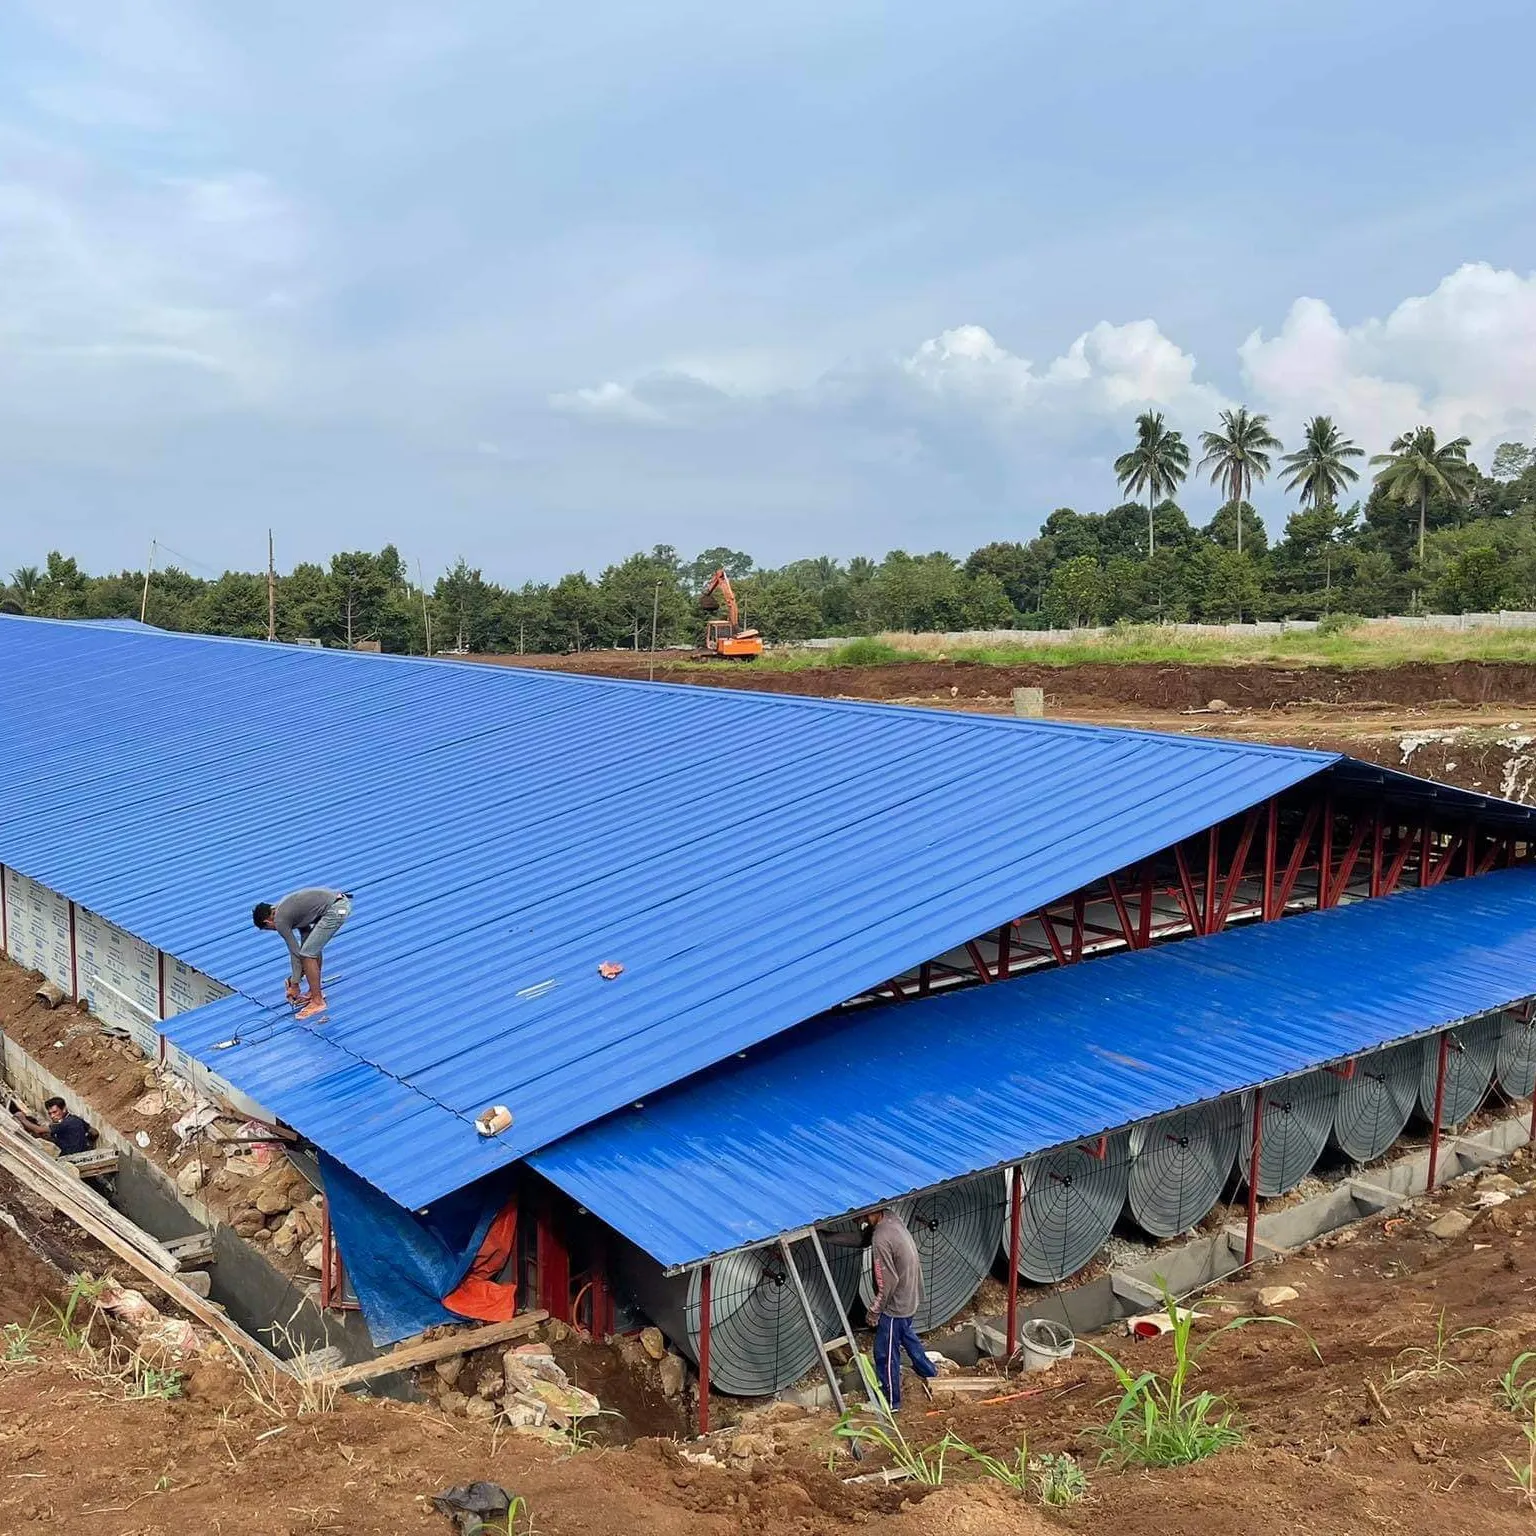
[648, 579, 662, 682]
[416, 559, 433, 657]
[139, 540, 156, 624]
[267, 529, 276, 641]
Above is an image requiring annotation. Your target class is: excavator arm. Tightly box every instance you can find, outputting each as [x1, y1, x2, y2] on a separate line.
[698, 568, 740, 628]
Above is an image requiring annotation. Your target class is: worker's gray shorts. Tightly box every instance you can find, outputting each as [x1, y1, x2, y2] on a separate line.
[291, 895, 352, 978]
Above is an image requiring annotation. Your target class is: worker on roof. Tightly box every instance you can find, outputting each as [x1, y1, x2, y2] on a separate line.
[830, 1207, 938, 1412]
[252, 887, 352, 1019]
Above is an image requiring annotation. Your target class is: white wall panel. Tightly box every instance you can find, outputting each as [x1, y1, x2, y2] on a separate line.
[2, 870, 71, 992]
[76, 906, 162, 1058]
[160, 954, 268, 1118]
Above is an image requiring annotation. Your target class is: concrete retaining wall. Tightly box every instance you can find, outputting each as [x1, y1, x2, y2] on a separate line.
[0, 1026, 374, 1366]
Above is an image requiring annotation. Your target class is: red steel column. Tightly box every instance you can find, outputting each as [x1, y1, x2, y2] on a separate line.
[1204, 824, 1220, 934]
[1427, 1033, 1450, 1190]
[1005, 1167, 1023, 1359]
[698, 1263, 712, 1435]
[320, 1200, 335, 1310]
[995, 923, 1013, 981]
[1369, 812, 1384, 898]
[1318, 794, 1334, 910]
[1262, 800, 1278, 921]
[1244, 1089, 1265, 1266]
[536, 1202, 572, 1323]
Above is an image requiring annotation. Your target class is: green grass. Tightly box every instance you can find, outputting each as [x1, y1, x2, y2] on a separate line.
[955, 1436, 1090, 1506]
[127, 1363, 184, 1400]
[1498, 1352, 1536, 1414]
[672, 621, 1536, 674]
[1085, 1285, 1317, 1470]
[1032, 1451, 1090, 1507]
[1380, 1309, 1491, 1394]
[1, 1320, 40, 1365]
[1504, 1397, 1536, 1509]
[48, 1274, 105, 1352]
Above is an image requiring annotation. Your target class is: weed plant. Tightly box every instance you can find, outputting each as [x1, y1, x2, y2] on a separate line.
[1085, 1285, 1315, 1469]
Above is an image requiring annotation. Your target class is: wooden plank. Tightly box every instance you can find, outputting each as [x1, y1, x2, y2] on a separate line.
[0, 1131, 182, 1274]
[164, 1231, 216, 1265]
[62, 1149, 119, 1178]
[0, 1127, 291, 1375]
[314, 1311, 550, 1389]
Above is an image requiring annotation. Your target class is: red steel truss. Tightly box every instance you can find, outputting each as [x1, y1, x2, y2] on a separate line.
[863, 778, 1530, 1004]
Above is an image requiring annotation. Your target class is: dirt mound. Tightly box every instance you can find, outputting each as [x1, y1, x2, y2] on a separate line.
[475, 653, 1536, 712]
[0, 1223, 62, 1326]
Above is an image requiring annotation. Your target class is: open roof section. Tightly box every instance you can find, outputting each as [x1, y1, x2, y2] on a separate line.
[532, 868, 1536, 1269]
[2, 616, 1531, 1210]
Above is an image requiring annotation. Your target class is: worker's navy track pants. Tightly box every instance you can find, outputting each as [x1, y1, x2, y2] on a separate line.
[873, 1312, 936, 1410]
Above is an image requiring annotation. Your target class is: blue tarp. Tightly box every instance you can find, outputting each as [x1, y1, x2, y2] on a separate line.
[319, 1155, 509, 1345]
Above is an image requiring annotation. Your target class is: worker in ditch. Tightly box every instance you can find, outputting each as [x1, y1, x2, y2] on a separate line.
[9, 1094, 96, 1156]
[864, 1208, 938, 1411]
[252, 886, 352, 1019]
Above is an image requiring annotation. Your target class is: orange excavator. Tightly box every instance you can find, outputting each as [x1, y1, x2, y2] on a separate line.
[697, 569, 763, 659]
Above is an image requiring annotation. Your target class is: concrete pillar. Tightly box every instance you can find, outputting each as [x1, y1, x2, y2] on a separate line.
[1012, 687, 1045, 718]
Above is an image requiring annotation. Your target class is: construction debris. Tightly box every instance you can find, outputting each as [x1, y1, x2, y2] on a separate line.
[312, 1312, 549, 1390]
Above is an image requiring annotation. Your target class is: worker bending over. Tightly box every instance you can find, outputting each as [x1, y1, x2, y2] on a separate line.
[865, 1207, 938, 1410]
[252, 887, 352, 1019]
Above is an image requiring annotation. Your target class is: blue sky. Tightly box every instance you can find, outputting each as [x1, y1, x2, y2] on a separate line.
[2, 1, 1535, 585]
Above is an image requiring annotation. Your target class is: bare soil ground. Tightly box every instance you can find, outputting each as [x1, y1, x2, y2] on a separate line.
[2, 1155, 1535, 1535]
[6, 652, 1536, 1533]
[470, 651, 1536, 803]
[475, 651, 1536, 711]
[0, 968, 318, 1279]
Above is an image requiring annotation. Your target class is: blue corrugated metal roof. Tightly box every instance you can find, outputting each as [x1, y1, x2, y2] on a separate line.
[532, 868, 1536, 1269]
[1, 616, 1530, 1212]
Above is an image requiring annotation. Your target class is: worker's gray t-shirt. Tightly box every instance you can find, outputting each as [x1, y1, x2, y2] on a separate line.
[272, 888, 342, 954]
[871, 1219, 924, 1320]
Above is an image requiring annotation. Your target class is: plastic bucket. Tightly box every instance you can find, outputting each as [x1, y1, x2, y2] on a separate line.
[1019, 1317, 1076, 1372]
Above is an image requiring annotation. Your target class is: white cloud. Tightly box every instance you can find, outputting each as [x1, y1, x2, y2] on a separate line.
[1240, 263, 1536, 457]
[548, 380, 666, 424]
[901, 319, 1227, 424]
[0, 139, 304, 416]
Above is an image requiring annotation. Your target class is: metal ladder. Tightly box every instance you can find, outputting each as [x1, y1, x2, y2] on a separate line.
[778, 1227, 883, 1429]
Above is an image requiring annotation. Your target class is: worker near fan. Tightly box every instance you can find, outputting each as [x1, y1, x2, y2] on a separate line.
[828, 1206, 937, 1410]
[252, 887, 352, 1018]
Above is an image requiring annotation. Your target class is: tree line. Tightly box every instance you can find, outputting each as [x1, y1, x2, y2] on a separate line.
[6, 419, 1536, 653]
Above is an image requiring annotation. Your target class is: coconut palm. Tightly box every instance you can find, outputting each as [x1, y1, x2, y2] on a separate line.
[1114, 411, 1191, 557]
[1196, 408, 1281, 558]
[1369, 425, 1477, 565]
[1279, 416, 1363, 511]
[9, 565, 40, 600]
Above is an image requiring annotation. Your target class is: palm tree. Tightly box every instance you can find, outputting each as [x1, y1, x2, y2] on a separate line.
[1196, 407, 1281, 558]
[9, 566, 40, 600]
[1114, 411, 1191, 557]
[1279, 416, 1363, 510]
[1370, 425, 1476, 565]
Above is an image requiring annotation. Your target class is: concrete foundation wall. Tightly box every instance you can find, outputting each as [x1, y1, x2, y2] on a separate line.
[1, 1026, 374, 1366]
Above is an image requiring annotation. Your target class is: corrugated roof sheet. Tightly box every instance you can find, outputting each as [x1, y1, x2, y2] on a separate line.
[532, 867, 1536, 1268]
[1, 616, 1530, 1212]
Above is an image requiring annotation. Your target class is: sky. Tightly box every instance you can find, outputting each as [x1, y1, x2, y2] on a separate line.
[2, 1, 1536, 586]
